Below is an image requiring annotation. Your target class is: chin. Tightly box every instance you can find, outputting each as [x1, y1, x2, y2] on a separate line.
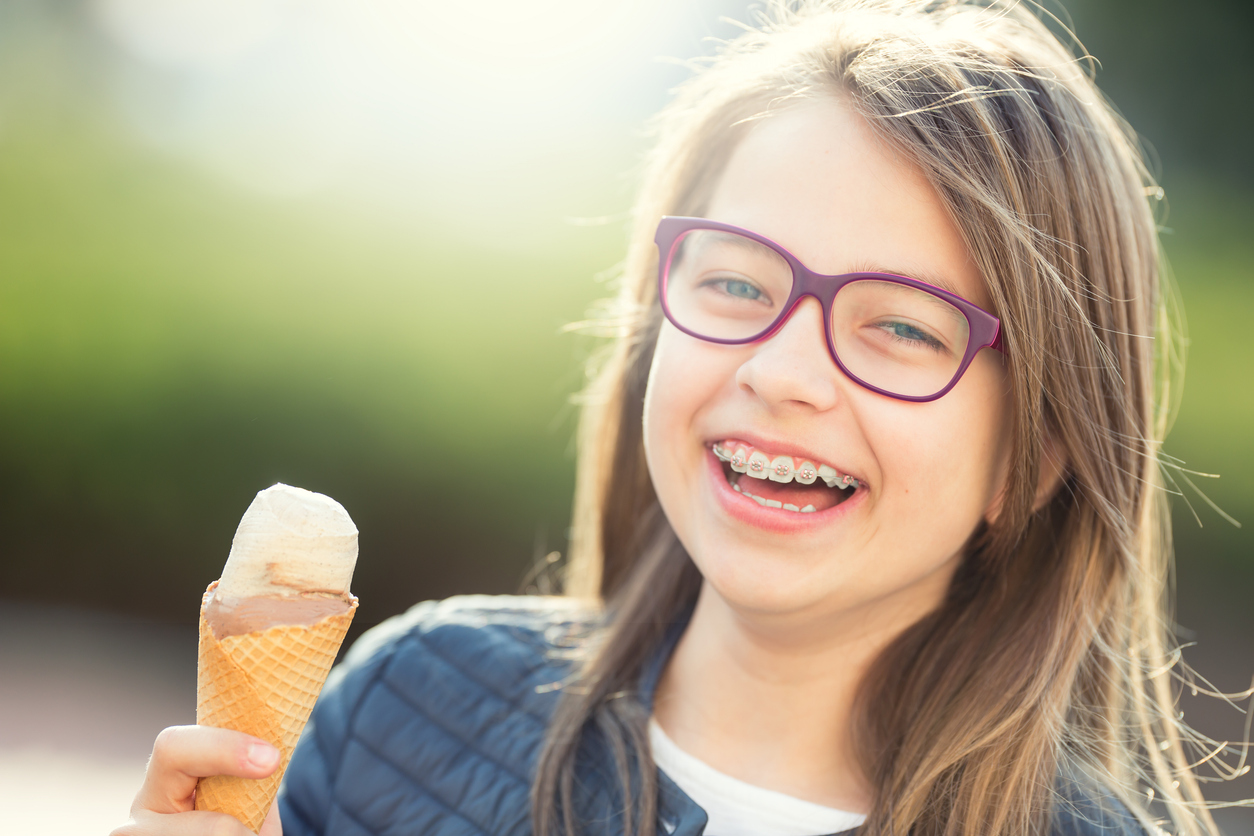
[691, 538, 849, 616]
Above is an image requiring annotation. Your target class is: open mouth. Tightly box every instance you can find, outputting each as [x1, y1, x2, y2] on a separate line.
[713, 440, 861, 514]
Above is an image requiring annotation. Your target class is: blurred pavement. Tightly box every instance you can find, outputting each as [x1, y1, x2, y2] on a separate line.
[0, 599, 195, 834]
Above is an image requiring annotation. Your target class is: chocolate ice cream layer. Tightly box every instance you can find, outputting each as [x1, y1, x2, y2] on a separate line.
[205, 591, 352, 638]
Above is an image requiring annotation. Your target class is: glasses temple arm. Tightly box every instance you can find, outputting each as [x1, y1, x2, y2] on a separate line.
[990, 324, 1006, 353]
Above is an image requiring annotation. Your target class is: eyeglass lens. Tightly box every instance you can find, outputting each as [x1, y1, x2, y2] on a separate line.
[662, 229, 972, 399]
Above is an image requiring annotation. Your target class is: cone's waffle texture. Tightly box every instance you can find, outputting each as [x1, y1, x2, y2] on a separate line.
[194, 581, 357, 833]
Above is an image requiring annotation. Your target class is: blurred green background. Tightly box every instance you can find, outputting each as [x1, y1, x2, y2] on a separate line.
[0, 0, 1251, 824]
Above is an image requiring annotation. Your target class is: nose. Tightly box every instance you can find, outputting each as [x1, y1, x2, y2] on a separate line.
[735, 296, 842, 412]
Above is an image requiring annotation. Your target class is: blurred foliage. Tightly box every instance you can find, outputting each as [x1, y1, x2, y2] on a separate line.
[1155, 182, 1254, 647]
[0, 0, 1249, 652]
[0, 14, 624, 631]
[1065, 0, 1254, 190]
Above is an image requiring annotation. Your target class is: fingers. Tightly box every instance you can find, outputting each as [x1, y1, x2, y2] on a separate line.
[259, 801, 284, 836]
[116, 726, 284, 836]
[112, 809, 258, 836]
[133, 726, 281, 816]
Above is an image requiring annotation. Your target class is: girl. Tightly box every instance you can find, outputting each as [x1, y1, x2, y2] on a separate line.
[117, 1, 1225, 834]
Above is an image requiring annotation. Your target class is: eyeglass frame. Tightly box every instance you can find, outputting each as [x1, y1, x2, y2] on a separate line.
[654, 216, 1005, 403]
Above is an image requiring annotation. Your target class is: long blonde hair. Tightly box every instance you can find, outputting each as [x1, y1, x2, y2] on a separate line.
[533, 2, 1223, 834]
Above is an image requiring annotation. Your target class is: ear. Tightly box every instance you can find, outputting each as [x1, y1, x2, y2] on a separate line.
[983, 429, 1070, 524]
[1032, 430, 1069, 512]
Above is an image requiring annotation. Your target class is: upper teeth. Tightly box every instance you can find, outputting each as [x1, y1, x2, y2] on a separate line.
[713, 442, 859, 489]
[746, 451, 770, 479]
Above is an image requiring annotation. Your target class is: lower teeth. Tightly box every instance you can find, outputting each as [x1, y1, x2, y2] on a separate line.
[734, 483, 815, 513]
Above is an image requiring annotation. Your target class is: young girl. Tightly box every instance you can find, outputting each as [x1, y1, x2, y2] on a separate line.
[116, 1, 1224, 834]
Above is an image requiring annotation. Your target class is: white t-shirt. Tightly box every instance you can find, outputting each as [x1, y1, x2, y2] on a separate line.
[649, 719, 867, 836]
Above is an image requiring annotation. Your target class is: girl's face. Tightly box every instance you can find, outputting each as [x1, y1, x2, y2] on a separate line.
[643, 100, 1014, 628]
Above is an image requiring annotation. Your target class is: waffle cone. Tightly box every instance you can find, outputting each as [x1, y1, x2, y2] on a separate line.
[194, 581, 357, 833]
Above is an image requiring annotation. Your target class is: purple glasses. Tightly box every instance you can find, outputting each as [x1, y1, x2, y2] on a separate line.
[655, 216, 1004, 402]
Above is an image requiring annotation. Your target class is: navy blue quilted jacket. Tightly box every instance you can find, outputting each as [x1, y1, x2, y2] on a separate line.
[277, 595, 1148, 836]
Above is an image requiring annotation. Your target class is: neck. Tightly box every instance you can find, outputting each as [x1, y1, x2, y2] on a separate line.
[652, 581, 934, 813]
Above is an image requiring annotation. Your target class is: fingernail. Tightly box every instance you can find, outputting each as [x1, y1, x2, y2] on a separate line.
[247, 741, 279, 770]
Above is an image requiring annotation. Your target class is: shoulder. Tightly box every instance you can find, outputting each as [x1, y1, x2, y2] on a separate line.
[280, 595, 601, 836]
[336, 594, 599, 703]
[325, 593, 601, 737]
[1051, 777, 1157, 836]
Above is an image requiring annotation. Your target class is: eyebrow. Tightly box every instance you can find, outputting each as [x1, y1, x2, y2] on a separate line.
[701, 231, 780, 255]
[850, 261, 966, 298]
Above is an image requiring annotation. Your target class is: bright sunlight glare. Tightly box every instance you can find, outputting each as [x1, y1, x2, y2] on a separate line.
[90, 0, 701, 208]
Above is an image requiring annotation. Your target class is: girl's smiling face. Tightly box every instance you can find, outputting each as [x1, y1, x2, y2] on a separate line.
[643, 99, 1014, 625]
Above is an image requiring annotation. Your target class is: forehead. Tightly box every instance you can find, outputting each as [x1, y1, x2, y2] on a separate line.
[703, 99, 991, 311]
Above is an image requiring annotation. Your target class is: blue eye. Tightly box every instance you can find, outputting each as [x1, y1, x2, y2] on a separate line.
[720, 279, 763, 300]
[881, 321, 943, 350]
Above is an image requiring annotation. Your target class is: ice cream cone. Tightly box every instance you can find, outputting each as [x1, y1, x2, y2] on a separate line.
[194, 581, 357, 833]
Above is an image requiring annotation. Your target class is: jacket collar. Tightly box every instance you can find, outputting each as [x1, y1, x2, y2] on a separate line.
[637, 606, 708, 836]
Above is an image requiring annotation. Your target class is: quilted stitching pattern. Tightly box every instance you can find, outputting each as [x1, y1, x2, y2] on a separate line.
[277, 595, 1151, 836]
[280, 596, 593, 836]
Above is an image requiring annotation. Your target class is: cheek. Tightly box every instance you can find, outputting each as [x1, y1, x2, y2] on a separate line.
[644, 324, 745, 541]
[643, 326, 710, 501]
[912, 365, 1012, 522]
[642, 327, 680, 472]
[970, 356, 1016, 514]
[870, 364, 1013, 539]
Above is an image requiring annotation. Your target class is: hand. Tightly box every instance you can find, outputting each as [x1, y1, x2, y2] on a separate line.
[111, 725, 283, 836]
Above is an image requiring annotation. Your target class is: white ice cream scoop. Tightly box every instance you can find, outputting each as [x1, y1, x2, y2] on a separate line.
[216, 483, 358, 599]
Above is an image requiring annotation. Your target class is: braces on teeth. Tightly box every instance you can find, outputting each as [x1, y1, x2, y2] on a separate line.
[713, 442, 861, 491]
